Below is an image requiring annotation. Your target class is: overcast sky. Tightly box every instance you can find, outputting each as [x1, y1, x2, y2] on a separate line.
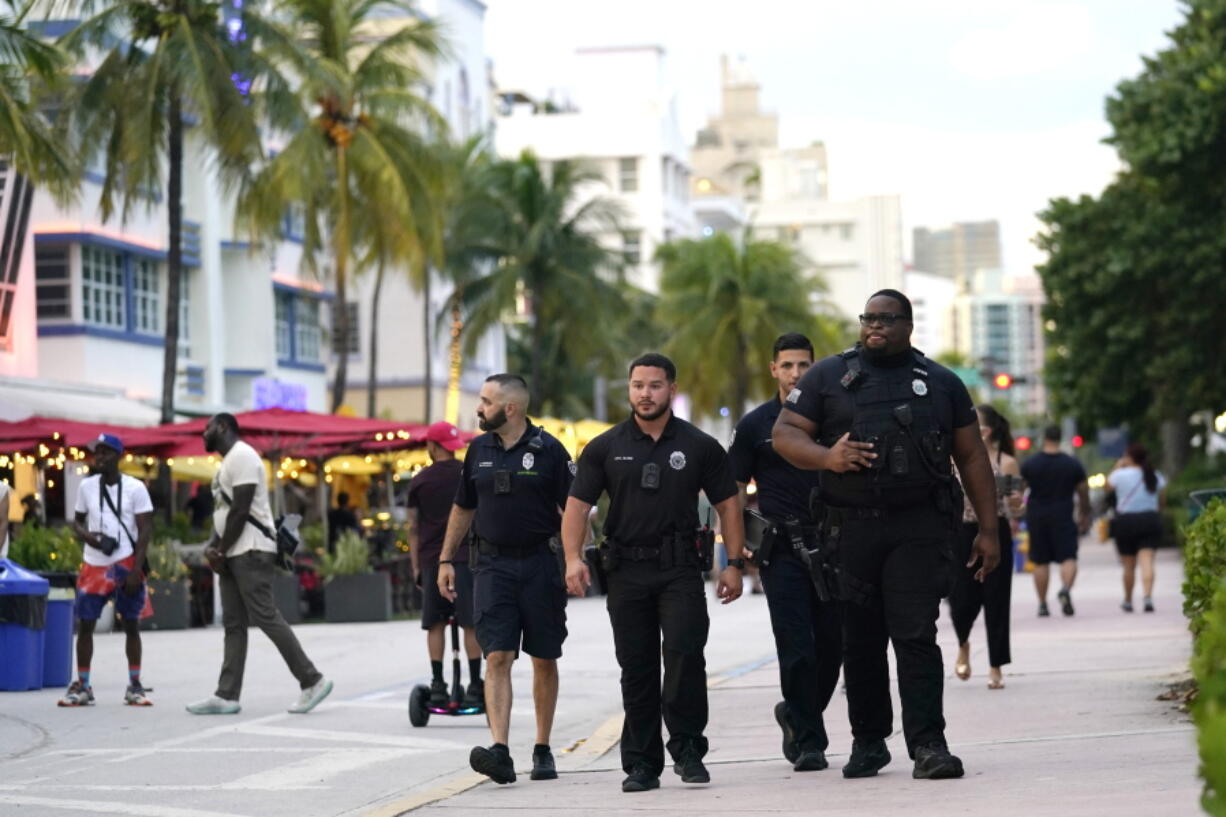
[484, 0, 1185, 273]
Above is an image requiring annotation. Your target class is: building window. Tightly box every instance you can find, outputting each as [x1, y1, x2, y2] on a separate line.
[332, 301, 359, 355]
[618, 157, 638, 193]
[281, 204, 306, 242]
[622, 231, 642, 265]
[81, 245, 126, 329]
[295, 296, 321, 363]
[35, 244, 71, 320]
[131, 257, 160, 334]
[275, 290, 293, 360]
[839, 223, 855, 241]
[178, 271, 191, 358]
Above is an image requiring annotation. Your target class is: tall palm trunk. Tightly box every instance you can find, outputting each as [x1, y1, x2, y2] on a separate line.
[157, 88, 184, 521]
[445, 289, 463, 424]
[732, 329, 750, 418]
[366, 261, 384, 418]
[422, 270, 432, 421]
[331, 144, 351, 413]
[161, 88, 183, 425]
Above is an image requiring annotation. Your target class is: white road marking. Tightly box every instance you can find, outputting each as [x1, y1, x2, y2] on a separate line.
[0, 795, 252, 817]
[235, 723, 470, 750]
[223, 748, 418, 790]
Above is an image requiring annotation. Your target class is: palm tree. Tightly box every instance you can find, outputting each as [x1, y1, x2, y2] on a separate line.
[238, 0, 447, 413]
[456, 150, 626, 410]
[655, 231, 842, 419]
[60, 0, 262, 424]
[0, 0, 72, 189]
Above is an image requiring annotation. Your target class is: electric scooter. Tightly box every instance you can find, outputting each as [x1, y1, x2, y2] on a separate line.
[408, 616, 484, 726]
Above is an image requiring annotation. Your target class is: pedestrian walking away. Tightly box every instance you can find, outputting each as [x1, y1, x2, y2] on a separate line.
[409, 421, 483, 710]
[562, 352, 748, 794]
[187, 413, 332, 716]
[1105, 443, 1167, 613]
[773, 289, 1001, 781]
[730, 332, 841, 772]
[1020, 425, 1091, 617]
[948, 405, 1022, 691]
[436, 374, 573, 785]
[60, 433, 154, 708]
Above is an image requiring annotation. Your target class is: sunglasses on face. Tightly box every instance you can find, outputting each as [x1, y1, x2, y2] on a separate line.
[858, 312, 910, 327]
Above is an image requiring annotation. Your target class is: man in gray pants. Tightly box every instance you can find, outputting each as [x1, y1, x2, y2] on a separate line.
[187, 413, 332, 715]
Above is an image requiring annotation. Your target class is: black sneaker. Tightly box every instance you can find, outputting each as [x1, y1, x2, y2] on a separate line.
[428, 678, 449, 708]
[793, 749, 828, 771]
[622, 765, 660, 793]
[673, 754, 710, 784]
[1121, 601, 1134, 613]
[463, 679, 484, 708]
[1058, 587, 1075, 616]
[912, 743, 964, 779]
[530, 746, 557, 780]
[842, 738, 891, 778]
[1038, 601, 1050, 617]
[774, 701, 800, 763]
[470, 744, 516, 784]
[1144, 598, 1155, 613]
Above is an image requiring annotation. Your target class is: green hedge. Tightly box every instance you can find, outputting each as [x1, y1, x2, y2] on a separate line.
[8, 524, 82, 572]
[1185, 499, 1226, 816]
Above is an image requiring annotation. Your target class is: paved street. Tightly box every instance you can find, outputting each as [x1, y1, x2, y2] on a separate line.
[0, 540, 1199, 816]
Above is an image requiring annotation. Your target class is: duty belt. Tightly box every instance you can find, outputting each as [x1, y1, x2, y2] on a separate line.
[618, 546, 661, 562]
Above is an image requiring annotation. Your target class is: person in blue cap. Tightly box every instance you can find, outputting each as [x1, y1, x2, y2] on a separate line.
[60, 433, 155, 707]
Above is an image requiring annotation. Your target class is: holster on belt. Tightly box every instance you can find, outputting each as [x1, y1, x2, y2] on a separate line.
[598, 537, 621, 573]
[547, 535, 564, 576]
[743, 508, 776, 566]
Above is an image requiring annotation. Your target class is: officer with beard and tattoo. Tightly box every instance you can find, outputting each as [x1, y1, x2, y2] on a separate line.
[562, 353, 747, 794]
[730, 332, 842, 772]
[437, 374, 574, 786]
[773, 290, 1000, 781]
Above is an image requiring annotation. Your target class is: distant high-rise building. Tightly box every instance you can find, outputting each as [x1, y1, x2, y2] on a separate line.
[913, 221, 1002, 282]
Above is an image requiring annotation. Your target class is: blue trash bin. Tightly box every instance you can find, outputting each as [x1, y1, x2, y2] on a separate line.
[0, 559, 50, 691]
[43, 586, 76, 688]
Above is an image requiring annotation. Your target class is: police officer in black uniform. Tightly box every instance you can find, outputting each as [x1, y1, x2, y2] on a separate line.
[773, 290, 1000, 781]
[437, 374, 573, 786]
[562, 353, 747, 794]
[730, 332, 842, 772]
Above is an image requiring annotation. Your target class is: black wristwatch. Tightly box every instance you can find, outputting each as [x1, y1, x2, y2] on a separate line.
[726, 557, 746, 570]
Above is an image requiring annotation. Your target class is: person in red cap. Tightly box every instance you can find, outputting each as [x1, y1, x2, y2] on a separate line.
[409, 421, 482, 708]
[60, 433, 154, 707]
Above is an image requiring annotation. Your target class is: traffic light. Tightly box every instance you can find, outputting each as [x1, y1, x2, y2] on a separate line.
[1071, 435, 1084, 448]
[1016, 435, 1032, 451]
[993, 373, 1013, 390]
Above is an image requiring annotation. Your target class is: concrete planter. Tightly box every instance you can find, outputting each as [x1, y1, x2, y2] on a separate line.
[324, 573, 391, 623]
[273, 572, 302, 625]
[142, 579, 190, 630]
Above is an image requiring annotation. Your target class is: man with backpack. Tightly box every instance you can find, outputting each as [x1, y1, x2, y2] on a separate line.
[187, 413, 332, 715]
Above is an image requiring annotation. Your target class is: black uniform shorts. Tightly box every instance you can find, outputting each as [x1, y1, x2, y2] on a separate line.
[473, 549, 567, 659]
[420, 562, 475, 630]
[1027, 512, 1079, 564]
[1112, 511, 1163, 557]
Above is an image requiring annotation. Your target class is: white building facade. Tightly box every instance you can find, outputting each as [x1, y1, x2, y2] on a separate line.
[952, 269, 1047, 416]
[1, 0, 503, 427]
[494, 45, 696, 293]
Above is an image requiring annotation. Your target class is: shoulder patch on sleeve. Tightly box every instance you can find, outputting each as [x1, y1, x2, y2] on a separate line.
[786, 388, 801, 404]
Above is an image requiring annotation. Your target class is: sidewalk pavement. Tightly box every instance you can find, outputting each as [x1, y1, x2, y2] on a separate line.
[400, 540, 1200, 817]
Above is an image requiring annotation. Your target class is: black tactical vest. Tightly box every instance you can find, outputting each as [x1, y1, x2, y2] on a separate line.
[819, 347, 953, 508]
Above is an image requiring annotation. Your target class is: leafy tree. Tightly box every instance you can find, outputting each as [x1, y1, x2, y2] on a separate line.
[1037, 0, 1226, 474]
[655, 231, 843, 419]
[455, 150, 626, 410]
[239, 0, 446, 413]
[59, 0, 260, 424]
[0, 0, 72, 190]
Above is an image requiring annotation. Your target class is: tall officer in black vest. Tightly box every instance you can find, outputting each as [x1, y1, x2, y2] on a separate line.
[730, 332, 842, 772]
[773, 290, 1000, 781]
[562, 353, 748, 794]
[437, 374, 574, 786]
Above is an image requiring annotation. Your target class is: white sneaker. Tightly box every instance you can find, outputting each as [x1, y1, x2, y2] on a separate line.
[186, 696, 241, 715]
[288, 678, 333, 714]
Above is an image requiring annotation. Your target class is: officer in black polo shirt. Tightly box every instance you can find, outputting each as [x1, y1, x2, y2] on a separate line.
[730, 332, 841, 773]
[773, 290, 1000, 782]
[562, 352, 747, 794]
[437, 374, 573, 786]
